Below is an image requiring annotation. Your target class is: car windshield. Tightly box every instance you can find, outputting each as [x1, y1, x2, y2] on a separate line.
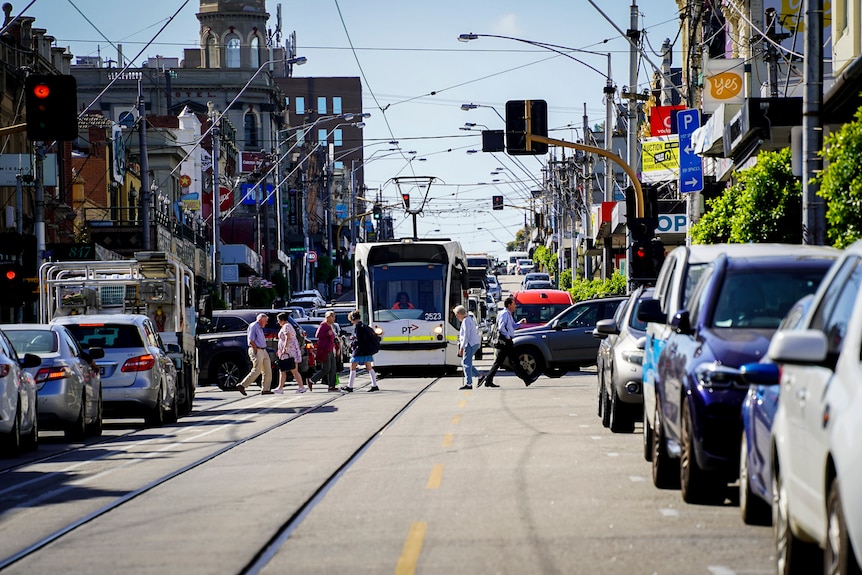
[6, 330, 58, 354]
[514, 303, 572, 325]
[63, 324, 145, 348]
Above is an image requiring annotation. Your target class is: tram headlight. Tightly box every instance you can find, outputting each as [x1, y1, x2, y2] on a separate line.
[373, 326, 384, 336]
[433, 324, 444, 340]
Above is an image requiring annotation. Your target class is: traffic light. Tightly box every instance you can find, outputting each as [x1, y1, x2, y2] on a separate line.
[25, 74, 78, 141]
[373, 204, 382, 220]
[0, 262, 24, 305]
[492, 195, 504, 210]
[629, 239, 664, 284]
[505, 99, 548, 155]
[402, 193, 410, 210]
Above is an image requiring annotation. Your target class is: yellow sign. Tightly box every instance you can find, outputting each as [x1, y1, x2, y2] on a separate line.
[641, 136, 679, 183]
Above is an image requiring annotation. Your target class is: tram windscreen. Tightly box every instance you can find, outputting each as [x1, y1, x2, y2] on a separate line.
[370, 263, 446, 322]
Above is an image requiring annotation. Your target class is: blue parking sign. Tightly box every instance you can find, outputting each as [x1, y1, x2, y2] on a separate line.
[678, 109, 703, 194]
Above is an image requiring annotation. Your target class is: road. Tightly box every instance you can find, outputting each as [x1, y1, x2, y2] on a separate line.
[0, 276, 775, 574]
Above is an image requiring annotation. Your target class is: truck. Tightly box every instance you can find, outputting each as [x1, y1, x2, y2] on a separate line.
[38, 251, 199, 416]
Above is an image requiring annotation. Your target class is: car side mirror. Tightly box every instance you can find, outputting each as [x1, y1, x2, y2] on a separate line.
[670, 310, 693, 335]
[595, 318, 619, 336]
[637, 298, 665, 324]
[21, 353, 42, 369]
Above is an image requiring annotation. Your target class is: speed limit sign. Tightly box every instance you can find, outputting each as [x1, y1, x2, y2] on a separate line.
[307, 250, 318, 263]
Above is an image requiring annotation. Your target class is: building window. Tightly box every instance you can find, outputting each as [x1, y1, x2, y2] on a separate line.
[334, 129, 343, 147]
[318, 128, 327, 144]
[250, 36, 260, 68]
[295, 96, 305, 115]
[245, 112, 259, 148]
[317, 97, 326, 114]
[295, 127, 306, 145]
[226, 35, 241, 68]
[205, 34, 218, 68]
[333, 97, 342, 114]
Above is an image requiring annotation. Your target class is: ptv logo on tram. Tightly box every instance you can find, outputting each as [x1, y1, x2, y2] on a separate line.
[402, 323, 419, 334]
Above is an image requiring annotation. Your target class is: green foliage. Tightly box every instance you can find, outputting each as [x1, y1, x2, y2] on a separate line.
[814, 105, 862, 248]
[690, 147, 802, 244]
[559, 268, 572, 290]
[568, 271, 627, 302]
[532, 245, 559, 278]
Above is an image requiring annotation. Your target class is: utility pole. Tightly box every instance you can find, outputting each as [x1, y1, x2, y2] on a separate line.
[626, 0, 639, 290]
[208, 102, 221, 299]
[802, 0, 825, 245]
[764, 8, 791, 98]
[139, 79, 151, 251]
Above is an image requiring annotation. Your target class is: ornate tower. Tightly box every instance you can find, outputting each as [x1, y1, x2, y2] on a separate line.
[197, 0, 269, 69]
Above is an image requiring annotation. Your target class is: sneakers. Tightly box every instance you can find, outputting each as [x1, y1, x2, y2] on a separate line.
[273, 388, 284, 394]
[459, 384, 472, 390]
[484, 381, 500, 388]
[294, 387, 307, 394]
[367, 386, 380, 392]
[236, 384, 247, 396]
[340, 386, 353, 393]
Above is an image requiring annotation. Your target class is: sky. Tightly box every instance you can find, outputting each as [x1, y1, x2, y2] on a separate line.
[23, 0, 685, 261]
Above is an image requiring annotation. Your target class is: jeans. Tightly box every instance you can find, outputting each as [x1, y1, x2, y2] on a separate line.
[462, 343, 481, 385]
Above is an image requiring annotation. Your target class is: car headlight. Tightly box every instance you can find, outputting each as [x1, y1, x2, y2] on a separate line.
[694, 362, 745, 389]
[620, 350, 644, 365]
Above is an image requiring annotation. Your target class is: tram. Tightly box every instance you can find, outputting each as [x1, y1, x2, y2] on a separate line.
[354, 238, 469, 373]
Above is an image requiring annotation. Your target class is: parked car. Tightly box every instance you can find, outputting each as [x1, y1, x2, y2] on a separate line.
[485, 275, 502, 301]
[765, 240, 862, 572]
[516, 259, 534, 275]
[196, 310, 311, 389]
[0, 329, 41, 455]
[521, 272, 550, 289]
[736, 294, 816, 526]
[524, 280, 554, 290]
[511, 289, 574, 330]
[289, 289, 327, 309]
[3, 324, 105, 439]
[650, 247, 837, 502]
[52, 314, 179, 427]
[507, 296, 627, 380]
[594, 287, 653, 433]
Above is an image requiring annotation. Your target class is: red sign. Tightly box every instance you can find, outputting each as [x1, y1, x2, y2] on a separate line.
[650, 105, 686, 136]
[307, 250, 318, 263]
[240, 151, 266, 174]
[218, 186, 232, 212]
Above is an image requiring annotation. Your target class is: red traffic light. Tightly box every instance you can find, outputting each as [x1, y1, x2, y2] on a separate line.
[4, 268, 16, 281]
[401, 193, 410, 209]
[32, 83, 50, 99]
[635, 246, 647, 259]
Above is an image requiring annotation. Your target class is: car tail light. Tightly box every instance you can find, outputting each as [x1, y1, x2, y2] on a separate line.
[122, 354, 156, 372]
[35, 366, 72, 383]
[0, 364, 10, 378]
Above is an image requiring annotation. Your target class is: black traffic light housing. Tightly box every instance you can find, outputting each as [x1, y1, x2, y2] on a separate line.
[25, 74, 78, 141]
[401, 193, 410, 210]
[492, 195, 503, 210]
[505, 99, 548, 155]
[372, 204, 382, 220]
[0, 262, 25, 305]
[629, 239, 664, 284]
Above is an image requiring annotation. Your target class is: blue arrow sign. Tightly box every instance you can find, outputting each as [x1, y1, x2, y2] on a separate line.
[677, 109, 703, 194]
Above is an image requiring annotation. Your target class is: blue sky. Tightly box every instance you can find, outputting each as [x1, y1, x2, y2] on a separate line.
[25, 0, 684, 260]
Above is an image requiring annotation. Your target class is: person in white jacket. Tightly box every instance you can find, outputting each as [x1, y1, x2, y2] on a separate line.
[454, 305, 483, 390]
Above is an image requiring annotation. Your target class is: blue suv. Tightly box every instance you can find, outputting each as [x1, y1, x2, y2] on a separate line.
[652, 247, 836, 503]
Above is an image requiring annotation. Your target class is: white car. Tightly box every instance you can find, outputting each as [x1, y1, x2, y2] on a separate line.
[485, 275, 502, 301]
[767, 240, 862, 572]
[0, 328, 42, 455]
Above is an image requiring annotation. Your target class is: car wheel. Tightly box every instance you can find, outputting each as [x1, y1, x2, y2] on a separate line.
[825, 478, 861, 575]
[22, 404, 38, 452]
[213, 355, 246, 391]
[680, 399, 720, 503]
[596, 375, 604, 418]
[144, 383, 166, 427]
[643, 411, 653, 462]
[609, 386, 635, 433]
[739, 430, 771, 525]
[601, 384, 611, 428]
[546, 368, 566, 378]
[165, 383, 179, 424]
[86, 391, 103, 437]
[515, 348, 543, 379]
[65, 393, 87, 440]
[1, 404, 22, 456]
[651, 404, 680, 489]
[773, 466, 822, 574]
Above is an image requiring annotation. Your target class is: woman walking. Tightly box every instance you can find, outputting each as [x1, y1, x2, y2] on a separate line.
[454, 305, 483, 390]
[340, 310, 381, 393]
[274, 312, 308, 394]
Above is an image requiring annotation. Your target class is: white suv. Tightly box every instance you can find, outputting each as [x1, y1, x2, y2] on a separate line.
[767, 240, 862, 572]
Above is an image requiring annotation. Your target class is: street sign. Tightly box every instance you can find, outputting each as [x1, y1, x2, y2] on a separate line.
[307, 250, 318, 263]
[678, 109, 704, 194]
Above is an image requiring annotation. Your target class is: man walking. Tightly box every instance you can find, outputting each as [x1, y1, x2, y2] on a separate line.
[479, 296, 532, 388]
[236, 313, 273, 396]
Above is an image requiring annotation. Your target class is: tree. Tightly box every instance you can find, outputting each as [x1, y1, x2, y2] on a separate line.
[690, 147, 802, 244]
[813, 105, 862, 248]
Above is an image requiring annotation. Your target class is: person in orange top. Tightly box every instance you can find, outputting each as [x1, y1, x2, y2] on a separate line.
[392, 291, 415, 310]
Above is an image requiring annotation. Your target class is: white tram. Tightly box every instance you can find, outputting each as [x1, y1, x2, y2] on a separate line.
[353, 239, 469, 373]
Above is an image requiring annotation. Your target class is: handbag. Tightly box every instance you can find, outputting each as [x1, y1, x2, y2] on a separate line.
[492, 332, 508, 350]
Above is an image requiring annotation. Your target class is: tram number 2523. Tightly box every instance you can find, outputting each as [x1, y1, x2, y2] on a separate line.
[424, 312, 442, 321]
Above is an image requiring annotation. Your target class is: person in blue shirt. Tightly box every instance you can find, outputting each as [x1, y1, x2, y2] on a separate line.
[480, 296, 532, 388]
[454, 305, 483, 390]
[236, 313, 273, 396]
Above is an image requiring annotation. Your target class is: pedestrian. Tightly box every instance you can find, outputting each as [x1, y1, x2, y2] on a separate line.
[479, 296, 532, 388]
[274, 312, 307, 394]
[309, 310, 339, 391]
[340, 309, 381, 393]
[236, 312, 272, 396]
[454, 305, 483, 390]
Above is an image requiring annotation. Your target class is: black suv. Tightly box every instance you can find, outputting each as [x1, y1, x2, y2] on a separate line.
[196, 310, 310, 390]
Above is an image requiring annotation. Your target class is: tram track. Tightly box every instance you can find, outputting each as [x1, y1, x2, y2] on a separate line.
[0, 377, 440, 572]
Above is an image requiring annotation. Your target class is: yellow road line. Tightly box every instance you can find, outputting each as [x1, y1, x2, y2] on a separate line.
[458, 400, 467, 408]
[426, 463, 445, 489]
[442, 433, 453, 448]
[394, 521, 427, 575]
[451, 414, 461, 425]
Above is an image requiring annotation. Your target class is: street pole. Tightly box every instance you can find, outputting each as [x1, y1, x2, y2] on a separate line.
[139, 79, 152, 251]
[802, 0, 825, 245]
[209, 103, 221, 299]
[626, 0, 639, 290]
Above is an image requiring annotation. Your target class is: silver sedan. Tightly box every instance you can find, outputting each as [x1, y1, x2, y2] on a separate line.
[4, 324, 105, 439]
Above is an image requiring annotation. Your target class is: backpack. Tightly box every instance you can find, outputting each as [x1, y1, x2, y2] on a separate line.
[362, 324, 380, 355]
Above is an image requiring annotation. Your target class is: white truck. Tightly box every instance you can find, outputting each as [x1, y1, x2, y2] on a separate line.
[38, 251, 199, 416]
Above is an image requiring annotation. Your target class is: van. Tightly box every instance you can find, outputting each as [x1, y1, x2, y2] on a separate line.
[511, 289, 574, 329]
[507, 251, 529, 275]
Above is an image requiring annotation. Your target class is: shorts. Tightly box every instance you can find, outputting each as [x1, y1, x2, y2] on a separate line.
[350, 354, 374, 364]
[277, 357, 297, 372]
